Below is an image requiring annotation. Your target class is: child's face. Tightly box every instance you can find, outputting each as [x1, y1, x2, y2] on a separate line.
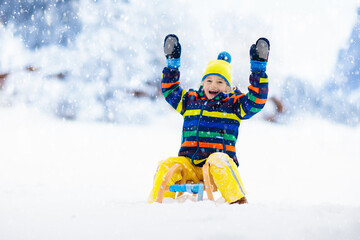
[203, 75, 230, 99]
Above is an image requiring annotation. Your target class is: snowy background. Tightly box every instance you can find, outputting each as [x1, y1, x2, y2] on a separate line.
[1, 0, 360, 239]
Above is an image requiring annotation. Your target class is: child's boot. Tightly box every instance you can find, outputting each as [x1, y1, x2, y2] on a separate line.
[230, 196, 248, 205]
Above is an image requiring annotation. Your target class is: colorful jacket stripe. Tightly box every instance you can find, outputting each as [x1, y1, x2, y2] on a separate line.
[162, 67, 268, 167]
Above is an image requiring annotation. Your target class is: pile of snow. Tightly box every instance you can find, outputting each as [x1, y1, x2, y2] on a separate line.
[0, 106, 359, 239]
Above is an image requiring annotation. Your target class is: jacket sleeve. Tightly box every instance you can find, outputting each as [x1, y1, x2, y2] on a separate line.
[162, 67, 188, 115]
[235, 71, 269, 120]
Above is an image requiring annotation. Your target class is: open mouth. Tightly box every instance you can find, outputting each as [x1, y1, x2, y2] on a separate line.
[209, 90, 220, 95]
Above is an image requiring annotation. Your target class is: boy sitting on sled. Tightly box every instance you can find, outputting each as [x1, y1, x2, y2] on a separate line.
[148, 34, 270, 204]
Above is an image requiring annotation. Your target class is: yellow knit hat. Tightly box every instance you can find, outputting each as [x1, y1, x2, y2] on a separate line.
[202, 51, 232, 87]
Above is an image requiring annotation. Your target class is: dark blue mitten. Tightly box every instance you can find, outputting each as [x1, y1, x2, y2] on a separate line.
[164, 34, 181, 69]
[250, 38, 270, 72]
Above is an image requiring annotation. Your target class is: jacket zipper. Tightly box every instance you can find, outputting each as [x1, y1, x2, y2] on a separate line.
[219, 130, 226, 152]
[191, 101, 207, 164]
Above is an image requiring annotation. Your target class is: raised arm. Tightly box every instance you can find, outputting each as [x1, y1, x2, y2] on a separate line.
[162, 34, 188, 115]
[236, 38, 270, 120]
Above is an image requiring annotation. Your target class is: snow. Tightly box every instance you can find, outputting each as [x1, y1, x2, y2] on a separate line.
[1, 0, 360, 124]
[1, 0, 360, 239]
[1, 106, 359, 239]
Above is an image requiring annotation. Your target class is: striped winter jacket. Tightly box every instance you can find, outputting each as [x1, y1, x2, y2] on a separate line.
[162, 67, 268, 167]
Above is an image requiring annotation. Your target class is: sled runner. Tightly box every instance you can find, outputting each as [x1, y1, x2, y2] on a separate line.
[155, 161, 217, 203]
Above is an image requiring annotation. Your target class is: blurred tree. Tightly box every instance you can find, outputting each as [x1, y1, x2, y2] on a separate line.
[0, 0, 81, 49]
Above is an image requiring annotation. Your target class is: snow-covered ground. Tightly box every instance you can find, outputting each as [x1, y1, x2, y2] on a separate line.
[1, 0, 360, 239]
[1, 106, 359, 240]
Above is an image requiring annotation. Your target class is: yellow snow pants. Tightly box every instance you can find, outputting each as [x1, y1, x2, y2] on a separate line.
[148, 152, 246, 203]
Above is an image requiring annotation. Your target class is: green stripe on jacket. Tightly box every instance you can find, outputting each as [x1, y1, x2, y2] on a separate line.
[183, 130, 237, 142]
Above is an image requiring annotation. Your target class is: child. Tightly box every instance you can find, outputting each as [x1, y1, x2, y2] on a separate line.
[148, 34, 270, 204]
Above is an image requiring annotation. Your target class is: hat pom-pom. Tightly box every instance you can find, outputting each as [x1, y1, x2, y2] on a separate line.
[217, 51, 231, 63]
